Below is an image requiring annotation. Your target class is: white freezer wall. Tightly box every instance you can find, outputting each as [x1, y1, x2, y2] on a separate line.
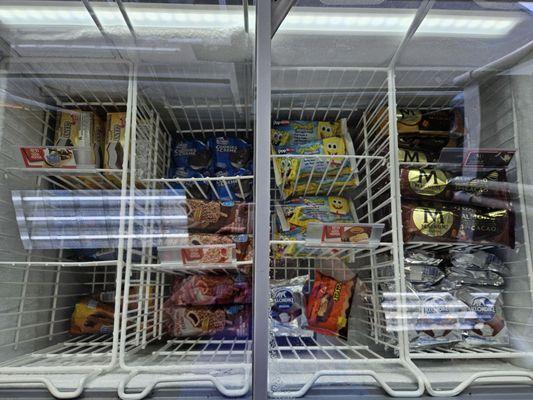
[0, 62, 81, 361]
[469, 61, 533, 365]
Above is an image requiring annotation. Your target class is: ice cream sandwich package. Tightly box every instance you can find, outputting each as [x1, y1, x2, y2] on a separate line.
[168, 137, 253, 200]
[172, 139, 213, 175]
[455, 286, 509, 346]
[382, 283, 467, 349]
[168, 167, 211, 199]
[270, 275, 312, 336]
[104, 112, 126, 170]
[209, 136, 252, 171]
[404, 251, 445, 291]
[212, 169, 253, 201]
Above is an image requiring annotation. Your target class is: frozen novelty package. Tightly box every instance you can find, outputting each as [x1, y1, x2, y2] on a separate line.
[165, 304, 251, 338]
[167, 166, 210, 199]
[306, 271, 356, 339]
[401, 202, 515, 248]
[274, 196, 357, 257]
[404, 251, 445, 291]
[271, 119, 346, 147]
[450, 250, 506, 274]
[275, 196, 357, 236]
[382, 282, 468, 349]
[212, 169, 253, 201]
[167, 274, 252, 306]
[273, 137, 353, 182]
[209, 136, 252, 171]
[455, 286, 509, 346]
[270, 275, 312, 336]
[271, 120, 358, 199]
[172, 139, 213, 175]
[279, 173, 357, 199]
[400, 167, 510, 210]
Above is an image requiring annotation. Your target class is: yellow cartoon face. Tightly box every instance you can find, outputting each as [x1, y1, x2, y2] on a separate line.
[271, 129, 289, 146]
[328, 196, 349, 215]
[323, 137, 346, 158]
[279, 158, 293, 176]
[317, 122, 337, 138]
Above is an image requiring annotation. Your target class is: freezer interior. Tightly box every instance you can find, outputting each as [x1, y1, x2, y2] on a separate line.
[268, 0, 533, 397]
[0, 0, 532, 398]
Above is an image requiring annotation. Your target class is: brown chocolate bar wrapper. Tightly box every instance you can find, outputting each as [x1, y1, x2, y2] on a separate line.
[400, 168, 510, 209]
[402, 202, 514, 248]
[399, 133, 461, 158]
[164, 200, 251, 234]
[397, 109, 452, 135]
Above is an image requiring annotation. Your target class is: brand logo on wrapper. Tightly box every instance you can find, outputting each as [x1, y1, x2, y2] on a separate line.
[413, 208, 454, 237]
[421, 296, 451, 315]
[274, 289, 294, 309]
[409, 169, 448, 196]
[471, 297, 496, 321]
[399, 148, 427, 163]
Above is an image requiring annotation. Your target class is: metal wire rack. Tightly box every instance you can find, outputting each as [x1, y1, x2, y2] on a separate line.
[118, 262, 252, 399]
[268, 68, 424, 397]
[0, 57, 173, 398]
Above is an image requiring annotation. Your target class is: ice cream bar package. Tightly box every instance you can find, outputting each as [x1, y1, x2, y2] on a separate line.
[400, 168, 510, 209]
[164, 304, 251, 338]
[166, 274, 252, 306]
[275, 196, 357, 239]
[402, 202, 514, 248]
[397, 109, 452, 136]
[271, 119, 346, 147]
[279, 173, 357, 199]
[274, 137, 354, 183]
[161, 199, 251, 234]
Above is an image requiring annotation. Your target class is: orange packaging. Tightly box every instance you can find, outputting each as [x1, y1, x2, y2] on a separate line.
[306, 271, 355, 339]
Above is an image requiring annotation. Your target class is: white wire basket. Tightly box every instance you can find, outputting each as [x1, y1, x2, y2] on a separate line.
[0, 58, 139, 397]
[268, 68, 424, 398]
